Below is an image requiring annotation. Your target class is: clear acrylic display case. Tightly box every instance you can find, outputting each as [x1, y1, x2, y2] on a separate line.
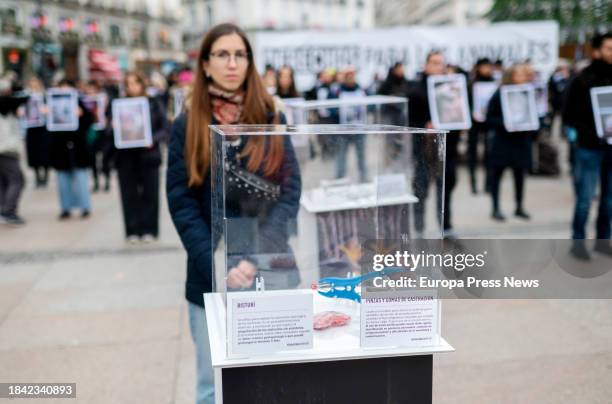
[209, 124, 445, 359]
[282, 95, 408, 126]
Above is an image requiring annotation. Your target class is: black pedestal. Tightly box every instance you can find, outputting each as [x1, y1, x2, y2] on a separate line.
[222, 354, 433, 404]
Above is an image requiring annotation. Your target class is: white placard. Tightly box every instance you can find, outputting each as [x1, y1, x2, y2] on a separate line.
[500, 84, 540, 132]
[111, 97, 153, 149]
[590, 86, 612, 145]
[472, 82, 498, 123]
[46, 88, 79, 132]
[227, 290, 313, 357]
[172, 87, 185, 119]
[427, 74, 472, 130]
[82, 93, 107, 131]
[24, 93, 45, 128]
[375, 174, 407, 198]
[360, 290, 439, 348]
[254, 21, 559, 92]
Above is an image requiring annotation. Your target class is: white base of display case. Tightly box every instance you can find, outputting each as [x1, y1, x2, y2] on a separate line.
[205, 292, 453, 368]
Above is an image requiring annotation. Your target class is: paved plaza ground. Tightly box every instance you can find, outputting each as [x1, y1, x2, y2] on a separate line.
[1, 140, 611, 403]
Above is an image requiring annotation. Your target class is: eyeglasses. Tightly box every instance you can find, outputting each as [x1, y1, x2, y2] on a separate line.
[209, 50, 250, 65]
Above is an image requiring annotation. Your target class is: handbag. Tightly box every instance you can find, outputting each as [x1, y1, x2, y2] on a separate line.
[224, 160, 281, 214]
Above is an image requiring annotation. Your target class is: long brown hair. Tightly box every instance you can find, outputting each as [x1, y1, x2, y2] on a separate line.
[186, 23, 284, 187]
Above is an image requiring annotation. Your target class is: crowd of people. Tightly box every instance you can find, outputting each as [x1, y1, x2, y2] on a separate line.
[0, 64, 193, 243]
[0, 21, 610, 404]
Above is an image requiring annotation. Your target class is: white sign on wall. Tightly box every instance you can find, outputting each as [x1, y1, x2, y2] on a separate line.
[253, 21, 559, 91]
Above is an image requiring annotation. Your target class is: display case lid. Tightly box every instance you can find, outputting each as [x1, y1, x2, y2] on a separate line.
[282, 95, 408, 109]
[209, 123, 445, 137]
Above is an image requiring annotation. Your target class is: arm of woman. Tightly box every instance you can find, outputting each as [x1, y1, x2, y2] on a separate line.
[166, 115, 213, 286]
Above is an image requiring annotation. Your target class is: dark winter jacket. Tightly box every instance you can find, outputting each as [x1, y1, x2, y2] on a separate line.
[562, 59, 612, 150]
[50, 99, 94, 171]
[486, 90, 534, 170]
[166, 113, 301, 307]
[406, 74, 431, 128]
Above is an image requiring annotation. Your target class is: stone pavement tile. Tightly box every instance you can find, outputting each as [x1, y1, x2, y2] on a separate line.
[438, 299, 612, 366]
[433, 351, 612, 404]
[8, 283, 183, 316]
[0, 340, 180, 404]
[0, 262, 48, 284]
[174, 304, 196, 404]
[0, 308, 181, 351]
[0, 284, 32, 322]
[31, 253, 185, 291]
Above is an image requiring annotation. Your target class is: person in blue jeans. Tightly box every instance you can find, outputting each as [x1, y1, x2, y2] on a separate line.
[166, 24, 301, 404]
[563, 32, 612, 260]
[49, 79, 94, 220]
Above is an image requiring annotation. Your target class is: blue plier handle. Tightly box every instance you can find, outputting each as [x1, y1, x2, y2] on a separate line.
[317, 267, 405, 303]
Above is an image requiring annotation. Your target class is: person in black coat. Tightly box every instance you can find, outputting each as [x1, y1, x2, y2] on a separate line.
[467, 58, 496, 194]
[407, 51, 460, 238]
[24, 77, 50, 188]
[486, 64, 535, 221]
[49, 79, 95, 219]
[562, 32, 612, 259]
[165, 24, 301, 404]
[110, 72, 168, 243]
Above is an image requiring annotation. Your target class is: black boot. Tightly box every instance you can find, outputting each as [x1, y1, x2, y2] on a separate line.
[570, 240, 591, 261]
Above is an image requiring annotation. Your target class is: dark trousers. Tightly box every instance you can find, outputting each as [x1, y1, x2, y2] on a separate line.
[490, 166, 525, 213]
[467, 123, 490, 191]
[116, 155, 160, 237]
[571, 147, 612, 239]
[413, 133, 458, 233]
[0, 154, 25, 216]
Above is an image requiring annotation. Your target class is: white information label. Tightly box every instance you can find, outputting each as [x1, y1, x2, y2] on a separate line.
[360, 290, 439, 348]
[228, 291, 313, 356]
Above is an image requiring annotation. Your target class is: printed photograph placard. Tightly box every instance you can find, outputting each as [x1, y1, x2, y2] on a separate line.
[46, 88, 79, 132]
[590, 86, 612, 144]
[472, 82, 498, 123]
[111, 97, 152, 149]
[427, 74, 472, 130]
[24, 93, 46, 128]
[500, 84, 540, 132]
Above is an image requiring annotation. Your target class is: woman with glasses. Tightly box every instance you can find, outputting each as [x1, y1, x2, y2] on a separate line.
[166, 23, 301, 404]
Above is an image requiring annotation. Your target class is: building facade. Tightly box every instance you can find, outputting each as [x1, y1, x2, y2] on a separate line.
[182, 0, 375, 58]
[375, 0, 492, 27]
[0, 0, 185, 84]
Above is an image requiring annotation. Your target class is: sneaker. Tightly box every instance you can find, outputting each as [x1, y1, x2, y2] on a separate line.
[142, 234, 156, 244]
[126, 235, 139, 245]
[81, 210, 91, 219]
[59, 211, 71, 220]
[594, 240, 612, 257]
[491, 210, 506, 222]
[570, 240, 591, 261]
[1, 213, 25, 226]
[515, 208, 531, 220]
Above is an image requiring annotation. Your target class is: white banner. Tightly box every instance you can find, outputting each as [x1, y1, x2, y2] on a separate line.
[253, 21, 559, 91]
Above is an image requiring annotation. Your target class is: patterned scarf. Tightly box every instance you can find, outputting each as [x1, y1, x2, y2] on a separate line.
[208, 83, 244, 124]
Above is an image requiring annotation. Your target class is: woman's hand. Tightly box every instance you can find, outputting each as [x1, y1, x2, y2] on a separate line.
[227, 260, 257, 289]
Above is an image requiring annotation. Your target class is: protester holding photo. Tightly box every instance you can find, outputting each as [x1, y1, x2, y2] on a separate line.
[49, 79, 94, 220]
[24, 77, 50, 188]
[563, 32, 612, 259]
[0, 76, 27, 226]
[83, 80, 111, 192]
[407, 50, 460, 238]
[468, 58, 496, 194]
[111, 72, 168, 244]
[166, 23, 301, 404]
[486, 64, 535, 222]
